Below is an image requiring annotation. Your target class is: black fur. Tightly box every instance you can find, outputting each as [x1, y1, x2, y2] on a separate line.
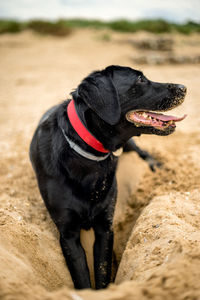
[29, 65, 186, 289]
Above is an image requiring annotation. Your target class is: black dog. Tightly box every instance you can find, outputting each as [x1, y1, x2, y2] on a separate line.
[29, 65, 186, 290]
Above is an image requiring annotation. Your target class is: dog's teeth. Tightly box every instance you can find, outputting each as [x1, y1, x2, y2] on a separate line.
[142, 112, 148, 118]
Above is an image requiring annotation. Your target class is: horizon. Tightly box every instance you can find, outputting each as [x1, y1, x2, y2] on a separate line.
[0, 0, 200, 24]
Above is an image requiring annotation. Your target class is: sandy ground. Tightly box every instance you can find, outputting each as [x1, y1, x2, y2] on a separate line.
[0, 29, 200, 300]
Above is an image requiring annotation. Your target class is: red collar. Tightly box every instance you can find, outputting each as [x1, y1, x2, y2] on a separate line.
[67, 100, 109, 153]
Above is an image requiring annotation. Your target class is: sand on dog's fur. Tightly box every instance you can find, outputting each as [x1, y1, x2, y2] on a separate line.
[0, 29, 200, 300]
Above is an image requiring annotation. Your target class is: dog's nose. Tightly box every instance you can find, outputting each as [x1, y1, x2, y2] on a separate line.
[178, 84, 187, 93]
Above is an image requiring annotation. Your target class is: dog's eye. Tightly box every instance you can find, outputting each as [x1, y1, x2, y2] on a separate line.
[137, 75, 146, 84]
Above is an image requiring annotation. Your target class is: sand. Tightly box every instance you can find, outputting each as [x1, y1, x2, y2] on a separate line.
[0, 29, 200, 300]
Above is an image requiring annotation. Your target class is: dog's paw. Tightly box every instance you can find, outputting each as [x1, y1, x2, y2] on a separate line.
[146, 156, 162, 172]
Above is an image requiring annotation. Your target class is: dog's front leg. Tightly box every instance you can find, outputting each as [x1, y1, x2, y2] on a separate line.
[93, 213, 114, 289]
[123, 138, 161, 171]
[56, 209, 91, 289]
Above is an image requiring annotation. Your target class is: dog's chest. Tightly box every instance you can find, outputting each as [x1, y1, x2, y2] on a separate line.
[67, 156, 117, 200]
[79, 171, 110, 201]
[69, 169, 116, 226]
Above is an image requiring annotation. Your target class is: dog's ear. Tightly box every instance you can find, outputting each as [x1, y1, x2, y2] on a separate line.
[76, 74, 121, 125]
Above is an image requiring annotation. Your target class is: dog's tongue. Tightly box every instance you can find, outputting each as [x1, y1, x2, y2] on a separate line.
[147, 112, 187, 122]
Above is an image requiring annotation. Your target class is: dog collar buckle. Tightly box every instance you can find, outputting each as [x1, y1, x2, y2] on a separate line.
[112, 147, 123, 157]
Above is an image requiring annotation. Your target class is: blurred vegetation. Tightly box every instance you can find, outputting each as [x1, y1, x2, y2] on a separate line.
[27, 20, 72, 36]
[0, 18, 199, 36]
[0, 20, 23, 34]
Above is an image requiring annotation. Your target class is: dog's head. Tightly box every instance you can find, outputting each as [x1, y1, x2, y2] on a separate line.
[72, 65, 187, 148]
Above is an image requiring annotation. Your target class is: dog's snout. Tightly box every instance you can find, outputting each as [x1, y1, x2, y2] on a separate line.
[167, 84, 173, 89]
[177, 84, 187, 93]
[167, 83, 187, 93]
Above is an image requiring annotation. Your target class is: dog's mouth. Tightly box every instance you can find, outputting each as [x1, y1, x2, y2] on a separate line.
[126, 110, 187, 130]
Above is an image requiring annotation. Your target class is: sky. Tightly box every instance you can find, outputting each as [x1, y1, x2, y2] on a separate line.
[0, 0, 200, 23]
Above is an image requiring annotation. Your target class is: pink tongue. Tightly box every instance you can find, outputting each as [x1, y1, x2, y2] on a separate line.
[147, 112, 187, 122]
